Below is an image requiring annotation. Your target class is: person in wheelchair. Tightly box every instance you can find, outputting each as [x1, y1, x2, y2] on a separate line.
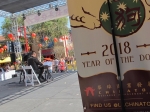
[27, 51, 45, 82]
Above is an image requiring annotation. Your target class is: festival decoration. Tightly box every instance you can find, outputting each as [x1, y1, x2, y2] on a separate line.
[44, 36, 49, 42]
[8, 33, 13, 38]
[54, 38, 58, 43]
[38, 44, 42, 48]
[31, 33, 36, 38]
[61, 36, 69, 40]
[3, 45, 7, 50]
[8, 33, 15, 41]
[0, 48, 4, 53]
[0, 49, 2, 53]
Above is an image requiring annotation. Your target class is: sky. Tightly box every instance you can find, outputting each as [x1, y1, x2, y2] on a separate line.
[0, 17, 4, 35]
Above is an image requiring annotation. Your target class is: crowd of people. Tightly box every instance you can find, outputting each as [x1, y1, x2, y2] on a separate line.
[27, 51, 77, 82]
[0, 51, 77, 82]
[0, 63, 15, 72]
[43, 56, 77, 73]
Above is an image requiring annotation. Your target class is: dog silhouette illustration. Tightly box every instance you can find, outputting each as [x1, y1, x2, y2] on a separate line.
[68, 0, 105, 30]
[84, 87, 95, 96]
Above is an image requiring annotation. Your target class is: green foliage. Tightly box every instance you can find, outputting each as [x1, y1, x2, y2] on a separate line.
[1, 16, 24, 39]
[1, 16, 69, 43]
[68, 49, 75, 57]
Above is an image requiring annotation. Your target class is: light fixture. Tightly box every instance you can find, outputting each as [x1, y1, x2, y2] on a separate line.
[55, 5, 59, 11]
[49, 4, 53, 8]
[22, 14, 26, 20]
[37, 10, 41, 16]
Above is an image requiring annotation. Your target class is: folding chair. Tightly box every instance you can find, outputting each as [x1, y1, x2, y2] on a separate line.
[22, 65, 41, 86]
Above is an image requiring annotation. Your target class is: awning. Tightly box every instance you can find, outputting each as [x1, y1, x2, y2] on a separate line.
[0, 0, 56, 13]
[0, 57, 22, 64]
[0, 57, 11, 64]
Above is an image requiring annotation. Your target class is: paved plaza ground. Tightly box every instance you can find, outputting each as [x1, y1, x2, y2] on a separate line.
[0, 72, 83, 112]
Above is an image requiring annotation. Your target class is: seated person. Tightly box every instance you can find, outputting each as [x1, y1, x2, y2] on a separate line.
[27, 51, 45, 82]
[43, 58, 53, 73]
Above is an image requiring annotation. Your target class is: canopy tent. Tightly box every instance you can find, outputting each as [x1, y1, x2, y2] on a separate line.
[0, 57, 11, 64]
[0, 57, 22, 64]
[0, 0, 56, 13]
[0, 0, 67, 17]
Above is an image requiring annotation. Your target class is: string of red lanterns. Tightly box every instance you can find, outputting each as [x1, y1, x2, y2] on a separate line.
[60, 36, 69, 40]
[3, 45, 7, 50]
[0, 45, 7, 53]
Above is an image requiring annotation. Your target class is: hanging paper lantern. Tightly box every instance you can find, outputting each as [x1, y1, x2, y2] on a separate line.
[1, 48, 4, 52]
[0, 49, 2, 53]
[8, 33, 15, 41]
[8, 33, 13, 38]
[38, 44, 42, 48]
[9, 36, 15, 41]
[3, 45, 7, 50]
[12, 37, 15, 41]
[31, 33, 36, 38]
[44, 36, 49, 42]
[54, 38, 58, 43]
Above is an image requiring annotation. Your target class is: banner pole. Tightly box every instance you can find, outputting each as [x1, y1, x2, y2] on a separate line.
[107, 0, 126, 111]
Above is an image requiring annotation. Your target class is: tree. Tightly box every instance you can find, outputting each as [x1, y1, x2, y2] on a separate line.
[1, 16, 69, 60]
[1, 16, 24, 38]
[1, 16, 69, 44]
[53, 44, 65, 59]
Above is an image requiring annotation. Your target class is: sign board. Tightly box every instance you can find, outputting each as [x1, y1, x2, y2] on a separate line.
[41, 49, 54, 56]
[67, 0, 150, 111]
[24, 5, 68, 26]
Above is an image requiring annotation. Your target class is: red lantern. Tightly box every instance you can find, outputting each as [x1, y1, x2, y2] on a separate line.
[0, 49, 2, 53]
[31, 33, 36, 38]
[1, 48, 4, 52]
[38, 44, 42, 47]
[44, 36, 49, 41]
[9, 36, 15, 41]
[3, 45, 7, 50]
[54, 38, 58, 43]
[8, 33, 13, 38]
[62, 36, 68, 40]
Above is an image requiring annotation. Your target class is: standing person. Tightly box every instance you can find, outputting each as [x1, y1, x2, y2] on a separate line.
[27, 51, 45, 82]
[72, 58, 77, 71]
[59, 58, 66, 72]
[54, 58, 59, 73]
[65, 57, 68, 63]
[0, 65, 5, 81]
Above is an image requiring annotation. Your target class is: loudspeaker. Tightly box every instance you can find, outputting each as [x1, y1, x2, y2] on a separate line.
[10, 53, 16, 63]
